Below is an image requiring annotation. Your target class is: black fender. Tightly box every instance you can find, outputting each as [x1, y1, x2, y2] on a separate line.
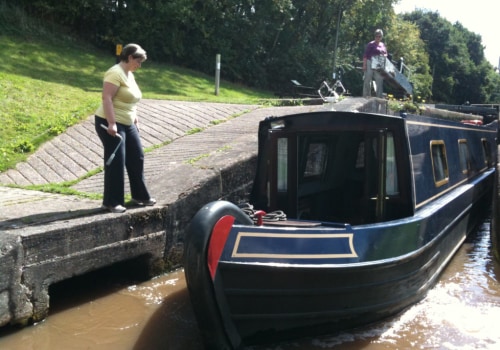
[184, 201, 253, 350]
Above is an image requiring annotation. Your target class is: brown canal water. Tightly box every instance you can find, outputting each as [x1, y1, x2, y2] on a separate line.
[1, 220, 500, 350]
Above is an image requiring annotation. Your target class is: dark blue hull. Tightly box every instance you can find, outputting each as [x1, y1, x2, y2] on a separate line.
[185, 173, 493, 348]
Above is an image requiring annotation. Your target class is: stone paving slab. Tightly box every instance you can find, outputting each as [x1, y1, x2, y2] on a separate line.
[0, 100, 258, 187]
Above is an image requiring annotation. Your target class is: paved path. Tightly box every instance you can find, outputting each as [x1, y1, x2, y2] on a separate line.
[0, 100, 258, 187]
[2, 99, 353, 228]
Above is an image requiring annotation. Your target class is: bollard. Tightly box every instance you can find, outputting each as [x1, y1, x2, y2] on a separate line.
[215, 54, 221, 96]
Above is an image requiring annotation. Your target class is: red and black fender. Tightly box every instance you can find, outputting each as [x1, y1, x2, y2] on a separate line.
[184, 200, 253, 350]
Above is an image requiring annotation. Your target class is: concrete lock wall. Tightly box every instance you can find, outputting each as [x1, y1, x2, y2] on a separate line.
[0, 235, 33, 326]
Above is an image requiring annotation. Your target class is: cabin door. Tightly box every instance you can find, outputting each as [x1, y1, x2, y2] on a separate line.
[362, 129, 388, 222]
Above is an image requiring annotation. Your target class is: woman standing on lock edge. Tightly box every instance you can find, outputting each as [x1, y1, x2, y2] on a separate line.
[95, 43, 156, 213]
[362, 29, 387, 98]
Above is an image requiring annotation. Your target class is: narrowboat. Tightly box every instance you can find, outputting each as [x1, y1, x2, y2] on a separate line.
[184, 108, 498, 349]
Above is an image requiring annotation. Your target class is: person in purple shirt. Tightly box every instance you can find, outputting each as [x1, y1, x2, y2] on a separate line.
[362, 29, 387, 98]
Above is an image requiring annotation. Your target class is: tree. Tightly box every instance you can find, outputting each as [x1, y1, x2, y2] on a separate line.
[385, 13, 432, 100]
[402, 10, 498, 104]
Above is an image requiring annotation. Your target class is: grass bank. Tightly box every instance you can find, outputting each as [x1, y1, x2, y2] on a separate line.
[0, 3, 273, 172]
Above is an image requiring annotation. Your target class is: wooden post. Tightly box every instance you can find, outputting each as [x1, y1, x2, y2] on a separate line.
[215, 54, 221, 96]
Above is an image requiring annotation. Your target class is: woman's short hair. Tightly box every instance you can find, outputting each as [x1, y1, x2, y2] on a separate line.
[119, 43, 147, 62]
[374, 29, 384, 37]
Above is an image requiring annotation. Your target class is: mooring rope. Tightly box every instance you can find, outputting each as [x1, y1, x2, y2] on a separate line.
[237, 203, 287, 223]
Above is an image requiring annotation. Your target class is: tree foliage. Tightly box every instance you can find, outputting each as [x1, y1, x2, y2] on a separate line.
[401, 10, 499, 104]
[11, 0, 500, 103]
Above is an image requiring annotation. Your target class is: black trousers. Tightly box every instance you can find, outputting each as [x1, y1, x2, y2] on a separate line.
[95, 116, 151, 206]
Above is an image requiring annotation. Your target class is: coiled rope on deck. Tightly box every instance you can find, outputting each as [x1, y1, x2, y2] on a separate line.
[237, 203, 287, 223]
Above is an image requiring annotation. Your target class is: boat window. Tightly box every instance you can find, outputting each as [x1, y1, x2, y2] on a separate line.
[458, 139, 470, 174]
[430, 141, 449, 187]
[303, 142, 328, 178]
[481, 138, 491, 167]
[386, 132, 399, 195]
[277, 138, 288, 191]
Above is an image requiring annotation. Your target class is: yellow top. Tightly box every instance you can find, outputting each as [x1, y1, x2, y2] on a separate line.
[95, 64, 142, 126]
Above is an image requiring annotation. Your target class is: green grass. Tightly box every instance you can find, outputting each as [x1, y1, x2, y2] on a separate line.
[0, 8, 273, 172]
[6, 166, 105, 200]
[141, 61, 272, 103]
